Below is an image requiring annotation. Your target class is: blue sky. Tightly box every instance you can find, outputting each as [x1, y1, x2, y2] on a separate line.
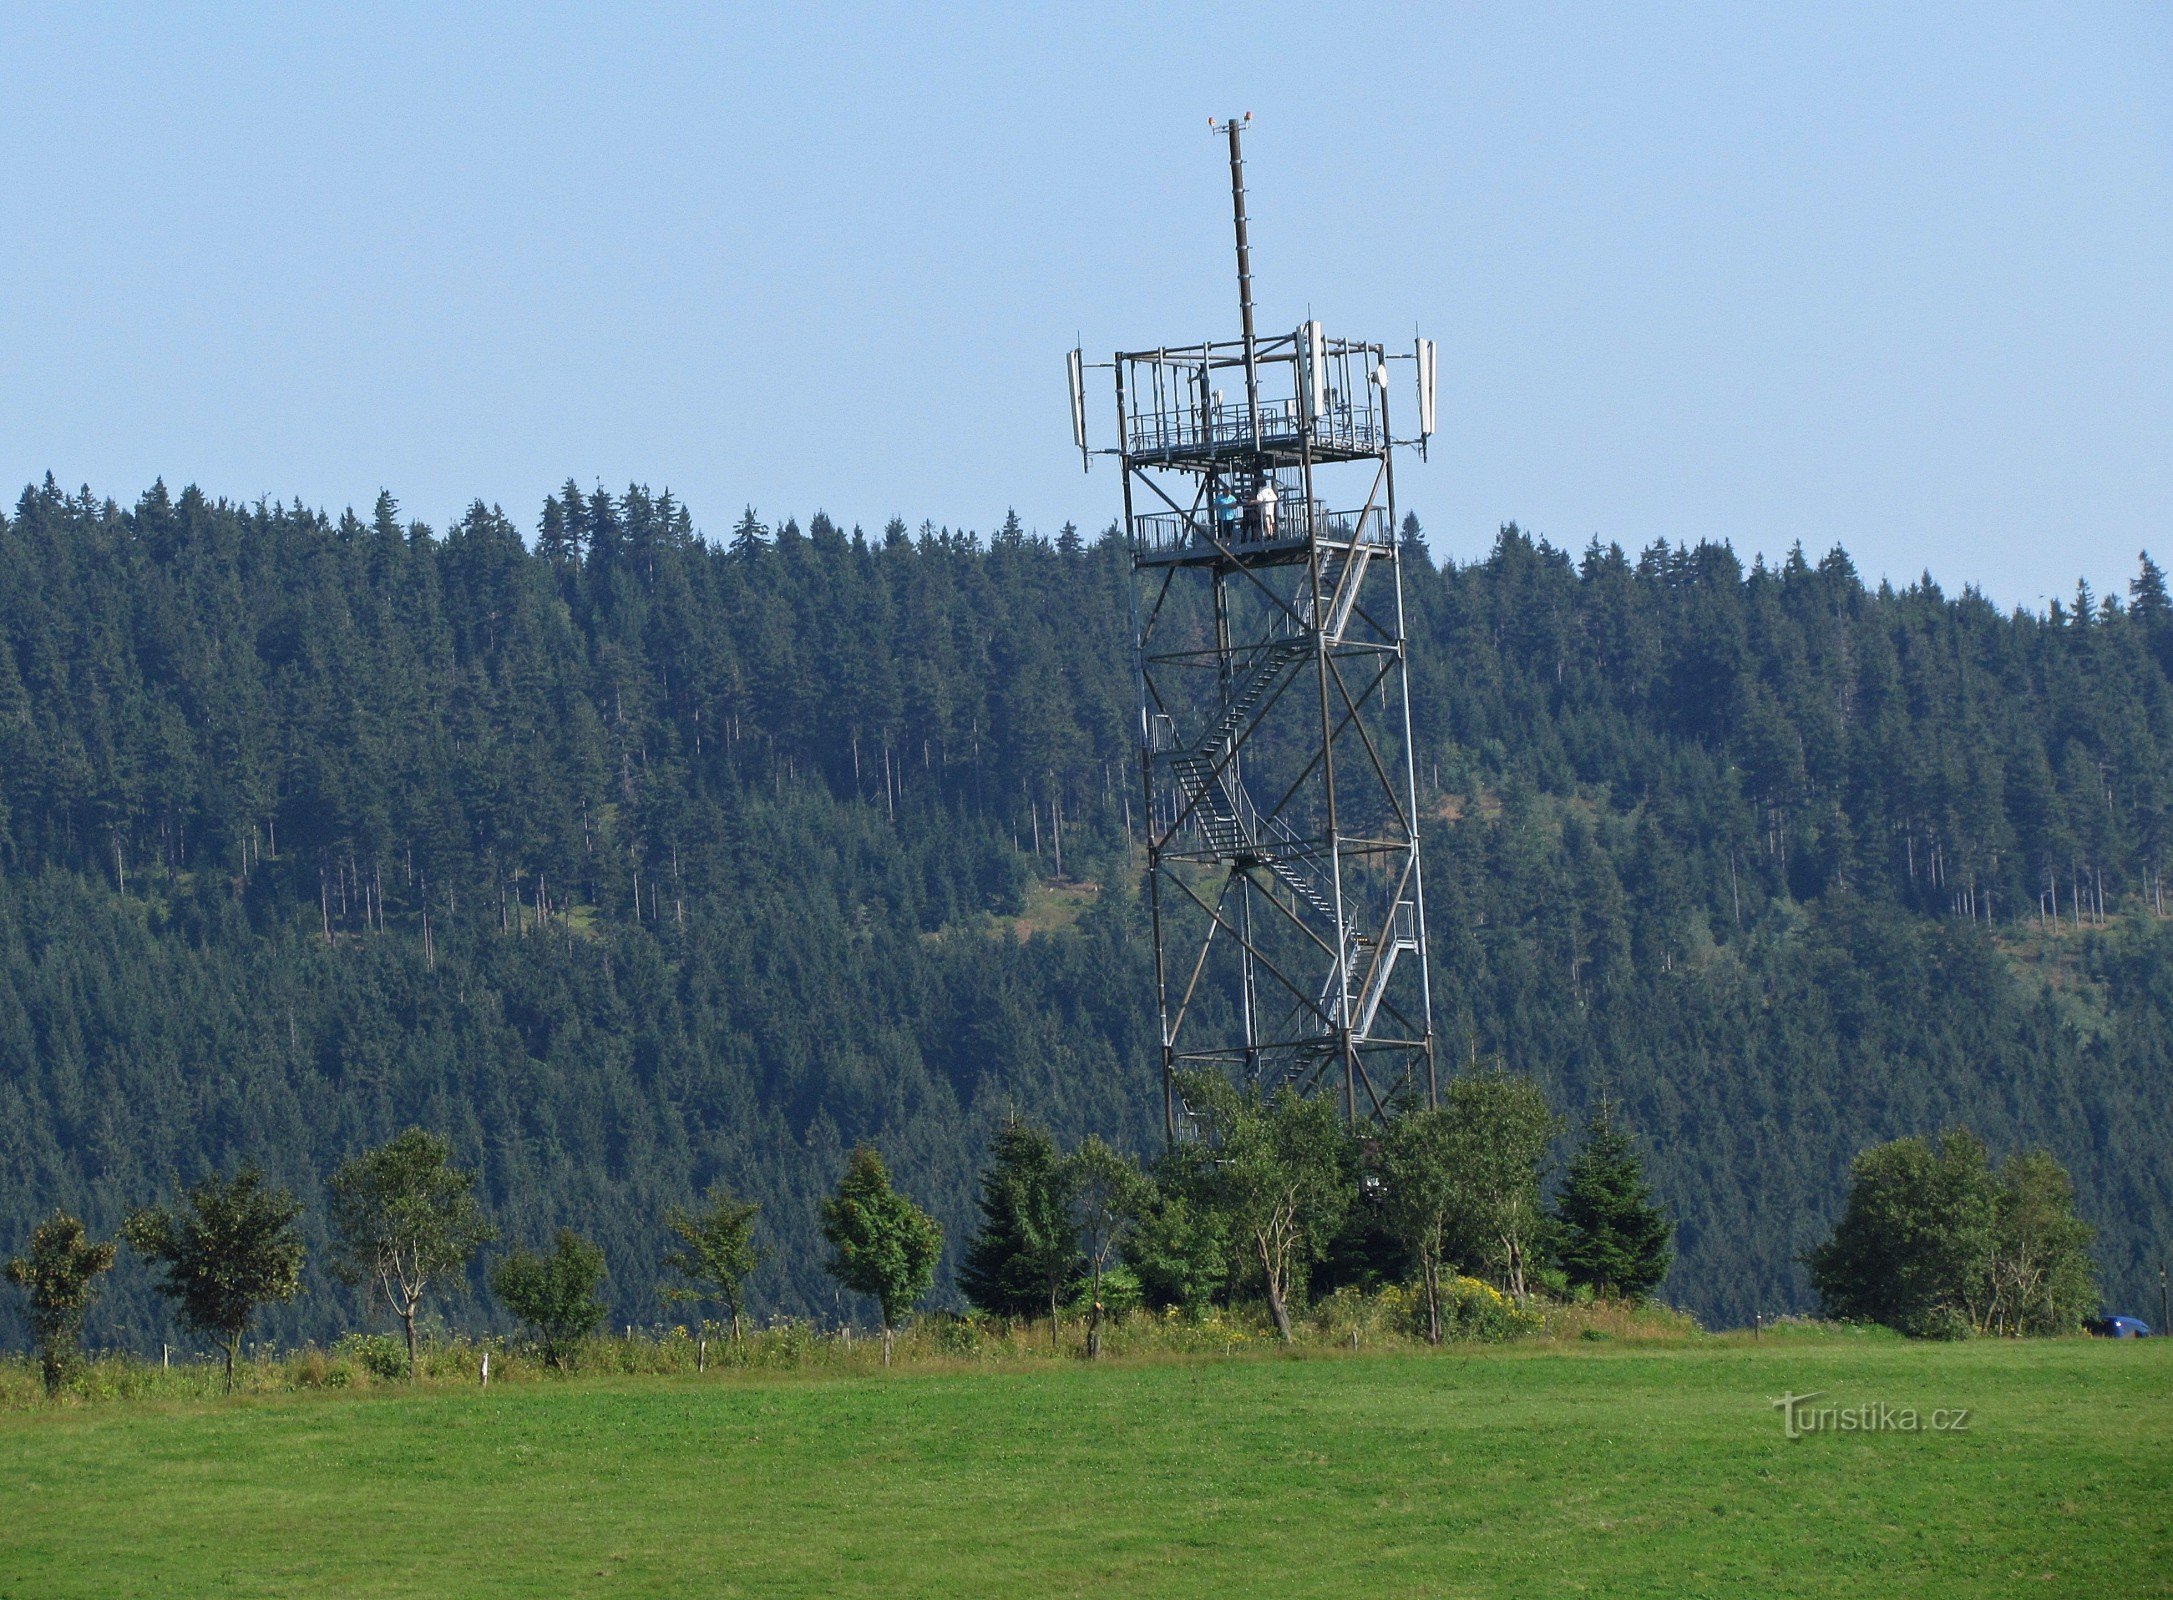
[3, 4, 2166, 609]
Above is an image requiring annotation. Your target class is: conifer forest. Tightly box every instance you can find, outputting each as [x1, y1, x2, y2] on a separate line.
[2, 473, 2169, 1347]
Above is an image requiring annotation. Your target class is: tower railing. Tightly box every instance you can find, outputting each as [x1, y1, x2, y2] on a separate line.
[1131, 503, 1389, 563]
[1124, 396, 1384, 460]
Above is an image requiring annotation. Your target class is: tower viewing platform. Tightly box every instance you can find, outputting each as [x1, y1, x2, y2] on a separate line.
[1130, 498, 1388, 568]
[1117, 330, 1391, 470]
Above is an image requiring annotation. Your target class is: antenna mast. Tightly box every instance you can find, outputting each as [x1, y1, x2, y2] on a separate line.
[1225, 115, 1261, 444]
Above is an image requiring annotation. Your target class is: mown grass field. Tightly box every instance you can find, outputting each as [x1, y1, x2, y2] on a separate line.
[1, 1334, 2165, 1598]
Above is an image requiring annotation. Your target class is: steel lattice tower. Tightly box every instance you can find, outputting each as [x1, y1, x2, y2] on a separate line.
[1067, 118, 1441, 1141]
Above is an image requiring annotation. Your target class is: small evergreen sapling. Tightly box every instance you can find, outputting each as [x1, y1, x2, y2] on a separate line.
[5, 1212, 116, 1396]
[1553, 1104, 1673, 1301]
[821, 1144, 942, 1365]
[491, 1229, 608, 1370]
[124, 1167, 306, 1393]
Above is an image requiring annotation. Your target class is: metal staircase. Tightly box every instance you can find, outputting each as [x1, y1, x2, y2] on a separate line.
[1162, 638, 1339, 922]
[1152, 511, 1417, 1076]
[1157, 542, 1382, 933]
[1168, 638, 1309, 789]
[1316, 900, 1420, 1039]
[1297, 540, 1376, 644]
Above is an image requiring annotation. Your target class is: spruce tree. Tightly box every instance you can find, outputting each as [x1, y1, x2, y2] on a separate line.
[728, 505, 768, 560]
[1554, 1105, 1672, 1301]
[958, 1118, 1077, 1326]
[2129, 552, 2169, 621]
[1397, 509, 1431, 568]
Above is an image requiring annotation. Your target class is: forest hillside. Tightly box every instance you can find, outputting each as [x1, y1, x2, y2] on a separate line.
[2, 474, 2169, 1343]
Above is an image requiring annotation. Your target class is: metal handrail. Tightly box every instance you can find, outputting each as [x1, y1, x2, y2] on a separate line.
[1133, 503, 1388, 559]
[1229, 781, 1336, 917]
[1126, 397, 1301, 454]
[1125, 397, 1384, 456]
[1158, 736, 1334, 915]
[1315, 899, 1419, 1037]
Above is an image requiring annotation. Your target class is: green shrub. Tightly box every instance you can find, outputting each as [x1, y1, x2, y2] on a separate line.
[339, 1333, 408, 1382]
[1066, 1265, 1143, 1323]
[287, 1346, 352, 1388]
[1439, 1275, 1542, 1342]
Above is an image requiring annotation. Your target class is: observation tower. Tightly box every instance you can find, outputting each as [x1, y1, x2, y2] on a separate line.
[1066, 116, 1441, 1141]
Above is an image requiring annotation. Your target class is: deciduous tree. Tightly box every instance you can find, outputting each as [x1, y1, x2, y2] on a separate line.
[1065, 1136, 1146, 1357]
[4, 1212, 116, 1395]
[821, 1145, 942, 1364]
[662, 1185, 764, 1341]
[1987, 1149, 2097, 1336]
[1185, 1076, 1349, 1342]
[1808, 1129, 2000, 1336]
[328, 1128, 496, 1376]
[1124, 1157, 1228, 1314]
[1379, 1107, 1458, 1343]
[124, 1167, 306, 1392]
[491, 1229, 608, 1370]
[1439, 1072, 1558, 1307]
[1811, 1130, 2098, 1337]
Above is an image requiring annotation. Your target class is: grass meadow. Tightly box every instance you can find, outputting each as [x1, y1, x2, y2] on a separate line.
[0, 1330, 2165, 1598]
